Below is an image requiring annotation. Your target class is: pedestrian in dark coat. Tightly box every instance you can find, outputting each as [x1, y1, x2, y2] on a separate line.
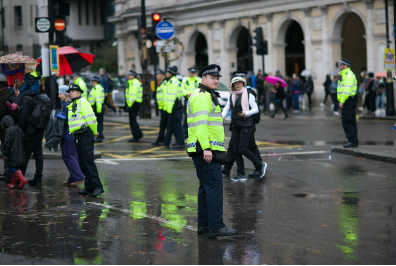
[304, 76, 314, 109]
[1, 115, 28, 189]
[364, 72, 377, 115]
[270, 81, 288, 119]
[320, 75, 332, 107]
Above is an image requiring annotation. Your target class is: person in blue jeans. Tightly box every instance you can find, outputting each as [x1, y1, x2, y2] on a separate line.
[330, 75, 340, 116]
[57, 85, 85, 187]
[291, 73, 301, 113]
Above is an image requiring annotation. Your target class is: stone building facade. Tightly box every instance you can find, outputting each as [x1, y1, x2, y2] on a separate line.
[110, 0, 392, 100]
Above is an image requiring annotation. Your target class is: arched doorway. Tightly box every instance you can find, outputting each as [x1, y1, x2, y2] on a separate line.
[341, 13, 366, 78]
[195, 33, 208, 71]
[237, 27, 253, 71]
[285, 21, 305, 77]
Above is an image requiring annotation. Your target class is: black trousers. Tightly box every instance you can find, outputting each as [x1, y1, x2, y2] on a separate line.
[75, 129, 103, 192]
[164, 107, 184, 146]
[224, 130, 261, 170]
[307, 92, 313, 109]
[192, 154, 225, 230]
[342, 96, 358, 144]
[272, 101, 287, 117]
[183, 104, 188, 135]
[95, 110, 104, 139]
[21, 130, 44, 177]
[155, 110, 169, 143]
[128, 103, 143, 140]
[233, 126, 262, 175]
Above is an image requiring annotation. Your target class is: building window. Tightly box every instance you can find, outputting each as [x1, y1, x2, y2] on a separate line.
[36, 5, 39, 17]
[78, 1, 82, 25]
[14, 6, 22, 26]
[93, 1, 96, 25]
[16, 44, 23, 54]
[2, 8, 5, 29]
[86, 0, 89, 25]
[30, 6, 33, 27]
[376, 9, 386, 24]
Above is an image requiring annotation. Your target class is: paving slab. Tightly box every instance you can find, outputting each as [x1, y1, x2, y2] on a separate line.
[331, 145, 396, 163]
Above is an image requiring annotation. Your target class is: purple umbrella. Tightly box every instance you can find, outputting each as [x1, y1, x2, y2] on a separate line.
[264, 75, 287, 88]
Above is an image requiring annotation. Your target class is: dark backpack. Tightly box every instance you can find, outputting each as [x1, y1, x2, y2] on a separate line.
[247, 89, 260, 124]
[108, 77, 114, 91]
[27, 94, 52, 129]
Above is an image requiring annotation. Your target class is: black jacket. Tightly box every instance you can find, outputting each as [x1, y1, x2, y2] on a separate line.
[0, 89, 10, 140]
[17, 96, 42, 135]
[304, 78, 314, 94]
[1, 115, 24, 168]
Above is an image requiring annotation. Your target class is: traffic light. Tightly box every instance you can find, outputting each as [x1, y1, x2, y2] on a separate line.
[152, 13, 161, 29]
[253, 27, 267, 55]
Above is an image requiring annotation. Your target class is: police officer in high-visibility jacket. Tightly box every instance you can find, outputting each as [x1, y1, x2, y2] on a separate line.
[163, 66, 185, 149]
[66, 84, 104, 197]
[125, 70, 143, 143]
[187, 64, 237, 238]
[72, 72, 88, 99]
[89, 76, 105, 143]
[152, 69, 169, 146]
[337, 58, 358, 148]
[182, 67, 201, 138]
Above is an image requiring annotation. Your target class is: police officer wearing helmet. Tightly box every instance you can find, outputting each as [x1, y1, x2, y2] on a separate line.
[67, 83, 104, 197]
[163, 66, 185, 149]
[89, 76, 105, 143]
[182, 67, 201, 137]
[337, 58, 358, 148]
[125, 70, 143, 142]
[72, 72, 88, 99]
[187, 64, 237, 238]
[152, 69, 168, 146]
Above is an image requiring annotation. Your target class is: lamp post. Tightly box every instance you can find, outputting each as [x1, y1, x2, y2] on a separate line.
[385, 0, 395, 116]
[139, 0, 151, 118]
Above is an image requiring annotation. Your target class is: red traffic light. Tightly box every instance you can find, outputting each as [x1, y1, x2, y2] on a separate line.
[152, 13, 161, 21]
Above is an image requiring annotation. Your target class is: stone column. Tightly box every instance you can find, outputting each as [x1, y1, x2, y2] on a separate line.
[219, 20, 230, 84]
[117, 35, 127, 75]
[365, 0, 375, 71]
[265, 13, 273, 74]
[320, 6, 330, 75]
[206, 22, 214, 64]
[303, 8, 313, 71]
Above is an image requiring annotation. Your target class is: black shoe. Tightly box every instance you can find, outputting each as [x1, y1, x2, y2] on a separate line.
[222, 168, 230, 176]
[94, 138, 103, 143]
[128, 138, 140, 143]
[172, 144, 185, 149]
[197, 227, 209, 235]
[164, 145, 170, 148]
[231, 175, 247, 181]
[270, 115, 274, 118]
[151, 141, 160, 146]
[258, 162, 268, 179]
[28, 176, 42, 186]
[78, 189, 91, 195]
[284, 115, 288, 119]
[92, 188, 105, 197]
[208, 227, 237, 238]
[343, 142, 358, 148]
[248, 169, 260, 178]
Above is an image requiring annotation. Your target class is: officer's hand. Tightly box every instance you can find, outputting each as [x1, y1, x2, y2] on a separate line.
[94, 133, 99, 139]
[238, 111, 245, 117]
[203, 150, 213, 164]
[339, 103, 343, 108]
[105, 93, 109, 97]
[187, 93, 192, 97]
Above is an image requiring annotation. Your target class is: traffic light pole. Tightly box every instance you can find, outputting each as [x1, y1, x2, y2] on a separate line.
[48, 0, 57, 110]
[385, 0, 395, 116]
[261, 55, 265, 75]
[139, 0, 151, 118]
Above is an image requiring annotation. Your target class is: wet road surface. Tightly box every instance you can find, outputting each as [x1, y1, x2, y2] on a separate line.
[0, 115, 396, 264]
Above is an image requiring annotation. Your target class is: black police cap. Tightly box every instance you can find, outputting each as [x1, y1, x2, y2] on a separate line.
[128, 70, 138, 76]
[156, 69, 166, 75]
[199, 64, 222, 78]
[340, 58, 352, 66]
[66, 83, 84, 93]
[188, 67, 198, 73]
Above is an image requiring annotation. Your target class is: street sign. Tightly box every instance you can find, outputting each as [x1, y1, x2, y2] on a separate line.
[49, 45, 60, 74]
[156, 40, 174, 53]
[384, 48, 395, 70]
[54, 17, 66, 31]
[155, 21, 175, 40]
[35, 17, 51, 33]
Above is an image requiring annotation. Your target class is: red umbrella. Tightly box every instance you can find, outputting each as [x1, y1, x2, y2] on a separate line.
[375, 72, 387, 78]
[36, 46, 95, 76]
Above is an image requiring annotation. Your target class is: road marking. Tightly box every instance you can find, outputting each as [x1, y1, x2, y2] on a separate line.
[95, 157, 190, 164]
[86, 202, 197, 231]
[261, 150, 330, 157]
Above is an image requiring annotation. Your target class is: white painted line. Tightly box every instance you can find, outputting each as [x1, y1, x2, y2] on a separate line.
[87, 202, 197, 232]
[260, 151, 330, 157]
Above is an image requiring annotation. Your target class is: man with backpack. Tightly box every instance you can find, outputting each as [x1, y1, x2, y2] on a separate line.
[16, 84, 51, 186]
[221, 71, 266, 179]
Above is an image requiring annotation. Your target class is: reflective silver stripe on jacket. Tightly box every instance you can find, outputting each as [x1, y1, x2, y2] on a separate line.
[188, 120, 223, 128]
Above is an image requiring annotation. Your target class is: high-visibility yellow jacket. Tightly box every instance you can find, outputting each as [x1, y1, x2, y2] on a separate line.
[74, 77, 88, 99]
[337, 67, 357, 104]
[182, 76, 201, 97]
[186, 88, 225, 153]
[88, 84, 105, 113]
[126, 78, 143, 108]
[164, 76, 183, 113]
[67, 97, 98, 135]
[156, 79, 167, 110]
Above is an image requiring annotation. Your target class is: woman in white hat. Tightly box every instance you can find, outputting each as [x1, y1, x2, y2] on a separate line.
[221, 77, 266, 181]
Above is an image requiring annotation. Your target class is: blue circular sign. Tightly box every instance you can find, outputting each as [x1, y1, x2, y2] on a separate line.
[155, 21, 175, 40]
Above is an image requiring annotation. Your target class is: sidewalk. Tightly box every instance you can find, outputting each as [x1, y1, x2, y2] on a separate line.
[331, 145, 396, 164]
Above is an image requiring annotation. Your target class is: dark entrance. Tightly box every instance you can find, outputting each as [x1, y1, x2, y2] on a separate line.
[285, 21, 305, 77]
[237, 27, 253, 71]
[195, 33, 208, 70]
